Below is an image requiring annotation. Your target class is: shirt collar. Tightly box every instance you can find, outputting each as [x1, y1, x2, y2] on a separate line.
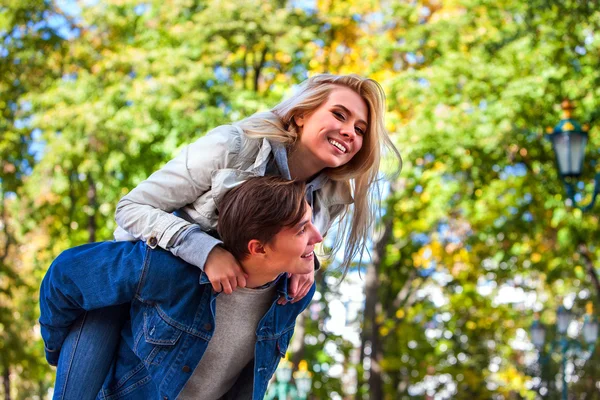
[268, 140, 291, 180]
[268, 139, 329, 191]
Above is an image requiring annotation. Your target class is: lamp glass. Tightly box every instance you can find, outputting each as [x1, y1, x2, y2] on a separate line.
[552, 132, 587, 177]
[569, 133, 587, 175]
[276, 365, 293, 383]
[582, 319, 599, 345]
[295, 376, 312, 395]
[531, 322, 546, 348]
[557, 307, 573, 334]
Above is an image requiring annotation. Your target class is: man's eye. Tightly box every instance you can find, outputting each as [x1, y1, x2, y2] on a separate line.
[298, 227, 307, 235]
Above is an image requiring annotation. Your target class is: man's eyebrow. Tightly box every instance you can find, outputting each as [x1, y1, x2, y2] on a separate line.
[295, 219, 310, 230]
[334, 104, 367, 126]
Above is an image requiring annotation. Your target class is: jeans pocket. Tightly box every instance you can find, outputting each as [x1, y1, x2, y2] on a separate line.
[135, 307, 183, 366]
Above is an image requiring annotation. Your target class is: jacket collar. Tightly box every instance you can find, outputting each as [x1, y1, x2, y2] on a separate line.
[198, 272, 294, 301]
[252, 138, 273, 175]
[268, 139, 353, 206]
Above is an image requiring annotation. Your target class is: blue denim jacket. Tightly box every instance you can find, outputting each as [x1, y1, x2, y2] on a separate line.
[39, 240, 315, 399]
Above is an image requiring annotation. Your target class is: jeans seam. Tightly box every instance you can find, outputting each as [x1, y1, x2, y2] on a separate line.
[59, 311, 87, 399]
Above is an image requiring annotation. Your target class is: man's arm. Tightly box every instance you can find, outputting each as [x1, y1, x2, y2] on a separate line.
[39, 241, 146, 365]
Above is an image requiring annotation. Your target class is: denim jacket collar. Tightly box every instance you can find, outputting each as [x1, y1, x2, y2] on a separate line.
[198, 271, 294, 302]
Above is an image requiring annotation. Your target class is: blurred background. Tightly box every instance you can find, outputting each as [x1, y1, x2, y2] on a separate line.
[1, 0, 600, 399]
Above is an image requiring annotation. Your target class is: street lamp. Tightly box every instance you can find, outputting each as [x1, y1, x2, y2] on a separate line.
[293, 360, 313, 400]
[546, 100, 600, 211]
[556, 306, 573, 335]
[583, 314, 600, 345]
[530, 304, 599, 399]
[531, 319, 546, 350]
[266, 358, 313, 400]
[274, 358, 294, 400]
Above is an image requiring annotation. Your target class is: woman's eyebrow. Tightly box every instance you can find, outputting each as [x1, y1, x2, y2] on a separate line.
[333, 104, 367, 126]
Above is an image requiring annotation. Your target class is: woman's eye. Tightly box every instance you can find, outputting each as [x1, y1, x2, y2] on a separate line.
[298, 227, 307, 235]
[355, 127, 365, 135]
[333, 111, 345, 120]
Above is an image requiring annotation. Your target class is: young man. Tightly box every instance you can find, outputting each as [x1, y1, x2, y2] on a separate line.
[39, 176, 323, 400]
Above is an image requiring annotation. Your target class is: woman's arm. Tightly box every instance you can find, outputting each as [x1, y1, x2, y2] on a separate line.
[115, 125, 241, 270]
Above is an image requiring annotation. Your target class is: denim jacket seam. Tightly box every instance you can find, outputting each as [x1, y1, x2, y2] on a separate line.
[112, 360, 147, 393]
[256, 324, 295, 341]
[104, 374, 153, 400]
[154, 304, 211, 340]
[132, 327, 145, 355]
[134, 244, 153, 299]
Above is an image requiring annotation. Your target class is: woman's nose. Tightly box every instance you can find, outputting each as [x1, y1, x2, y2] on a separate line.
[340, 122, 355, 139]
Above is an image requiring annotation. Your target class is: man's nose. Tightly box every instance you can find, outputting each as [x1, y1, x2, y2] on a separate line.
[310, 225, 323, 245]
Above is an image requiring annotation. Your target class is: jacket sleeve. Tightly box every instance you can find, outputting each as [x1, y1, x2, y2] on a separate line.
[38, 242, 146, 366]
[114, 125, 241, 269]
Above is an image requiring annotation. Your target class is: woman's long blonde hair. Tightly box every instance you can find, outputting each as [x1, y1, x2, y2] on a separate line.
[238, 74, 401, 273]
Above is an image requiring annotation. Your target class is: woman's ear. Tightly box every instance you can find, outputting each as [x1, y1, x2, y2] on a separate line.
[247, 239, 266, 256]
[294, 114, 305, 127]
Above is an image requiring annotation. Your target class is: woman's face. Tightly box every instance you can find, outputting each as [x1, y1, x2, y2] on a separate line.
[295, 86, 368, 170]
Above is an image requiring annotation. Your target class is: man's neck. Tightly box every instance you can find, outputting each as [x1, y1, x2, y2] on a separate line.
[239, 260, 279, 289]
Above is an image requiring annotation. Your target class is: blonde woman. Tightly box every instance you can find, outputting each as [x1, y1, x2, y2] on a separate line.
[44, 74, 401, 399]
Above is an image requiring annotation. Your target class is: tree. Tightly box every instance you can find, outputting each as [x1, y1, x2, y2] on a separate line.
[360, 0, 600, 398]
[0, 0, 69, 398]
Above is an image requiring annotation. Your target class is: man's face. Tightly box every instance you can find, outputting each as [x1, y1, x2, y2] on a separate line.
[263, 202, 323, 275]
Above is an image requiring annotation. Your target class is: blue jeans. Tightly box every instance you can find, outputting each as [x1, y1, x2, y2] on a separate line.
[53, 304, 128, 400]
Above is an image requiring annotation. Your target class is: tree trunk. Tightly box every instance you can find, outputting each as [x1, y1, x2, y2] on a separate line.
[578, 243, 600, 303]
[3, 366, 10, 400]
[367, 294, 383, 400]
[289, 310, 307, 368]
[0, 187, 8, 262]
[68, 169, 76, 234]
[242, 49, 248, 90]
[87, 174, 97, 243]
[358, 196, 395, 400]
[253, 46, 268, 93]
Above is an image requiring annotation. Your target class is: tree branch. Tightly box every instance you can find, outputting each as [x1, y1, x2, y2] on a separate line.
[578, 243, 600, 304]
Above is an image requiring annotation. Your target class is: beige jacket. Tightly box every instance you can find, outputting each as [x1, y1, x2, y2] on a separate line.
[113, 124, 354, 269]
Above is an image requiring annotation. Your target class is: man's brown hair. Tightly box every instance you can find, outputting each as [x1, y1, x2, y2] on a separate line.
[217, 176, 307, 260]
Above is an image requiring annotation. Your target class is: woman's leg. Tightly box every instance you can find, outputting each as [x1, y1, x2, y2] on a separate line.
[52, 304, 129, 400]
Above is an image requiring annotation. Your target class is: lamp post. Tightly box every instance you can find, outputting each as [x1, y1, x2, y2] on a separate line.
[530, 304, 599, 399]
[546, 100, 600, 211]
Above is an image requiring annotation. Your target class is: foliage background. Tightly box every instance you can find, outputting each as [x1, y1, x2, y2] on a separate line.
[1, 0, 600, 399]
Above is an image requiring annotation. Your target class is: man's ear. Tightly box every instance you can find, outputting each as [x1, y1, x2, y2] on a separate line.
[247, 239, 266, 256]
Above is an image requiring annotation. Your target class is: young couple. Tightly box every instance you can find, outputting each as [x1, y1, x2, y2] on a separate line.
[39, 74, 401, 399]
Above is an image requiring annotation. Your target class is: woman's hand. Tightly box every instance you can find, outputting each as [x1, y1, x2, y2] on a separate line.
[278, 270, 315, 305]
[204, 246, 248, 294]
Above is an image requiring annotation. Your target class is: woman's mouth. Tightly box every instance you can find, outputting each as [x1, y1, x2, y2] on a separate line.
[328, 138, 348, 154]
